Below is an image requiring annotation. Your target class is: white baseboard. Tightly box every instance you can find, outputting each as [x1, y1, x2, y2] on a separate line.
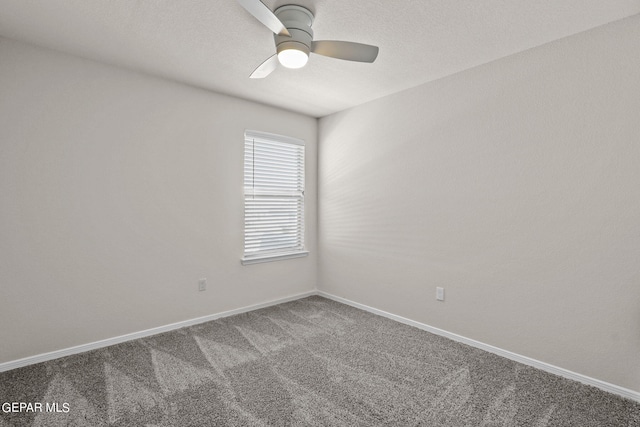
[3, 288, 638, 403]
[318, 291, 640, 403]
[0, 290, 316, 373]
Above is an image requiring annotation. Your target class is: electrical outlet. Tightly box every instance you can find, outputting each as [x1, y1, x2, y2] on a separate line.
[436, 287, 444, 301]
[198, 278, 207, 292]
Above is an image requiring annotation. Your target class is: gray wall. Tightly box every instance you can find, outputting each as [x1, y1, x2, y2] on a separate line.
[0, 38, 317, 364]
[318, 16, 640, 392]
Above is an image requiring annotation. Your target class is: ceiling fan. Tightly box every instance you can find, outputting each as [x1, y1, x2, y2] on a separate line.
[237, 0, 379, 78]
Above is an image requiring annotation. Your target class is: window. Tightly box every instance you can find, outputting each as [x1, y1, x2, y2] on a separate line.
[242, 130, 307, 264]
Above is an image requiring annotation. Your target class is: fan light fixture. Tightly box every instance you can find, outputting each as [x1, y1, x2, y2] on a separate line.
[237, 1, 379, 79]
[277, 48, 309, 69]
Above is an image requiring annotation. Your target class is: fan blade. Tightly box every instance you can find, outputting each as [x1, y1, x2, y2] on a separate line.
[250, 54, 279, 79]
[311, 40, 379, 63]
[237, 0, 290, 37]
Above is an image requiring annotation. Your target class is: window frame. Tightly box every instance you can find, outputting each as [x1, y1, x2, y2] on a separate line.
[241, 130, 308, 265]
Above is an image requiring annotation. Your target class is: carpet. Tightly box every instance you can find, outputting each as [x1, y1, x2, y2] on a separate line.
[1, 296, 638, 426]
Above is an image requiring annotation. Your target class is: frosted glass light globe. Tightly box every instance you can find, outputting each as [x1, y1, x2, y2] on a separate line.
[277, 48, 309, 69]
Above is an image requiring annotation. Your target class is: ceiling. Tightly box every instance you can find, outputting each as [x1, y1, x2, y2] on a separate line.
[1, 1, 639, 117]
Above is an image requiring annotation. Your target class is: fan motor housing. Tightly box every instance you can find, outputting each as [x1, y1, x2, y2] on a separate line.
[274, 5, 314, 56]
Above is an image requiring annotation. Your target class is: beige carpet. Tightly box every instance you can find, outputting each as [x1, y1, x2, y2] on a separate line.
[1, 296, 638, 426]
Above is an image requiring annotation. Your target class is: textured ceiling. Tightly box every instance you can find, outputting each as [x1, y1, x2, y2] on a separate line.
[1, 1, 639, 117]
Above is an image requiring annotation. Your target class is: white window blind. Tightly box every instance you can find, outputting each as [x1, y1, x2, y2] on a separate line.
[242, 130, 306, 264]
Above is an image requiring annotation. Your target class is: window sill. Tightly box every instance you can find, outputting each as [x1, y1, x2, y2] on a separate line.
[241, 251, 309, 265]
